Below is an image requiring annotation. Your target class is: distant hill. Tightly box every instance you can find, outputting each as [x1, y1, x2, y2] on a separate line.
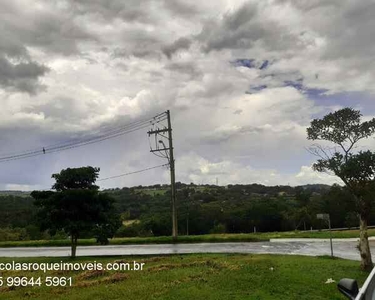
[100, 182, 336, 195]
[297, 184, 334, 192]
[0, 183, 335, 196]
[0, 182, 358, 239]
[0, 190, 31, 197]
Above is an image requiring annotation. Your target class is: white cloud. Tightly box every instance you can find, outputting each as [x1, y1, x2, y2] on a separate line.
[176, 153, 341, 186]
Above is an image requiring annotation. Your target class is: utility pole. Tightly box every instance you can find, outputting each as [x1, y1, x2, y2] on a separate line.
[328, 216, 333, 257]
[167, 110, 177, 239]
[186, 192, 190, 236]
[148, 110, 178, 239]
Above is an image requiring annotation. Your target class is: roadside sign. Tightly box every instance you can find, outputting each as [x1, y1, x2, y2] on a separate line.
[316, 213, 333, 257]
[317, 213, 330, 220]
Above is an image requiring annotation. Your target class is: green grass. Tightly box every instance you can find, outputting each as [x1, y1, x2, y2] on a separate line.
[0, 234, 267, 248]
[0, 254, 369, 300]
[0, 229, 371, 248]
[261, 228, 375, 239]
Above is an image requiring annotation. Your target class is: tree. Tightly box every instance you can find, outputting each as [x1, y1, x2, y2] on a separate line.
[31, 166, 120, 258]
[51, 166, 100, 191]
[93, 193, 122, 245]
[307, 108, 375, 270]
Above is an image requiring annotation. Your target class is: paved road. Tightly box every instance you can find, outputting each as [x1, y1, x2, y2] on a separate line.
[0, 239, 373, 260]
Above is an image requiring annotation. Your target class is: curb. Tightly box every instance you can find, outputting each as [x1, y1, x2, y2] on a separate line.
[270, 237, 375, 242]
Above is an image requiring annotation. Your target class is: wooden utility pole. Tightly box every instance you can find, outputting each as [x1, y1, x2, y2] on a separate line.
[167, 110, 178, 239]
[186, 192, 190, 236]
[148, 110, 178, 239]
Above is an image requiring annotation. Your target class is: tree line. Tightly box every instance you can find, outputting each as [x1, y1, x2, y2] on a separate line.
[0, 182, 369, 241]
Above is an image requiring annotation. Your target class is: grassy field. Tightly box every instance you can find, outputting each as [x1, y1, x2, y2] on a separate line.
[0, 234, 267, 247]
[261, 228, 375, 239]
[0, 229, 372, 248]
[0, 254, 369, 300]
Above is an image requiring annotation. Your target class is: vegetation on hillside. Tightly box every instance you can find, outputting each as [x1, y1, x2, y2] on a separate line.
[0, 182, 372, 242]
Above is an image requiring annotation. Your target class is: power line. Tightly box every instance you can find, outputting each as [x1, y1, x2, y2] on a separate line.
[0, 112, 167, 163]
[97, 163, 169, 181]
[0, 112, 166, 157]
[0, 111, 168, 157]
[0, 124, 152, 162]
[36, 163, 169, 190]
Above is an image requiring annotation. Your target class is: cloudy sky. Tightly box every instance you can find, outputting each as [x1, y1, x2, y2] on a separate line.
[0, 0, 374, 190]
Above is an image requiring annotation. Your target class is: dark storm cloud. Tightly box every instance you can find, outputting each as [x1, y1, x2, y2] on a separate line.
[199, 125, 267, 145]
[26, 96, 85, 122]
[0, 2, 95, 57]
[161, 0, 200, 18]
[0, 34, 28, 59]
[165, 62, 201, 78]
[111, 29, 162, 59]
[321, 2, 375, 61]
[112, 48, 160, 60]
[197, 2, 289, 53]
[0, 1, 97, 94]
[276, 0, 342, 11]
[0, 0, 196, 63]
[22, 15, 95, 56]
[72, 0, 199, 21]
[162, 37, 192, 59]
[269, 0, 375, 64]
[63, 0, 200, 59]
[196, 2, 263, 52]
[0, 56, 49, 94]
[70, 0, 157, 23]
[224, 3, 259, 30]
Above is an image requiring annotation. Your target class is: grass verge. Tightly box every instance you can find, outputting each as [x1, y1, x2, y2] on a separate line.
[0, 254, 369, 300]
[0, 234, 267, 248]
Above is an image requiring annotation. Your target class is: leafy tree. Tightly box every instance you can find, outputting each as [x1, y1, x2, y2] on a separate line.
[31, 167, 120, 258]
[93, 193, 122, 245]
[320, 185, 355, 228]
[93, 217, 121, 245]
[143, 213, 171, 236]
[52, 166, 100, 191]
[307, 108, 375, 270]
[295, 187, 312, 207]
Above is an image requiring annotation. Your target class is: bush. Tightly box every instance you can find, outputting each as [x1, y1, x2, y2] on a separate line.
[0, 227, 29, 241]
[210, 223, 226, 234]
[115, 224, 152, 238]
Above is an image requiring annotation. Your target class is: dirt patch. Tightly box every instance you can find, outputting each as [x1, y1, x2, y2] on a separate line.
[147, 260, 225, 272]
[77, 269, 107, 280]
[74, 273, 129, 288]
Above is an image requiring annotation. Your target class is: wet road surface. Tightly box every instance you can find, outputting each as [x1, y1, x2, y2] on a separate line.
[0, 239, 372, 260]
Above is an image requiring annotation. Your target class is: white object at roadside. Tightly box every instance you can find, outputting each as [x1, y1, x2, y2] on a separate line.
[325, 278, 336, 284]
